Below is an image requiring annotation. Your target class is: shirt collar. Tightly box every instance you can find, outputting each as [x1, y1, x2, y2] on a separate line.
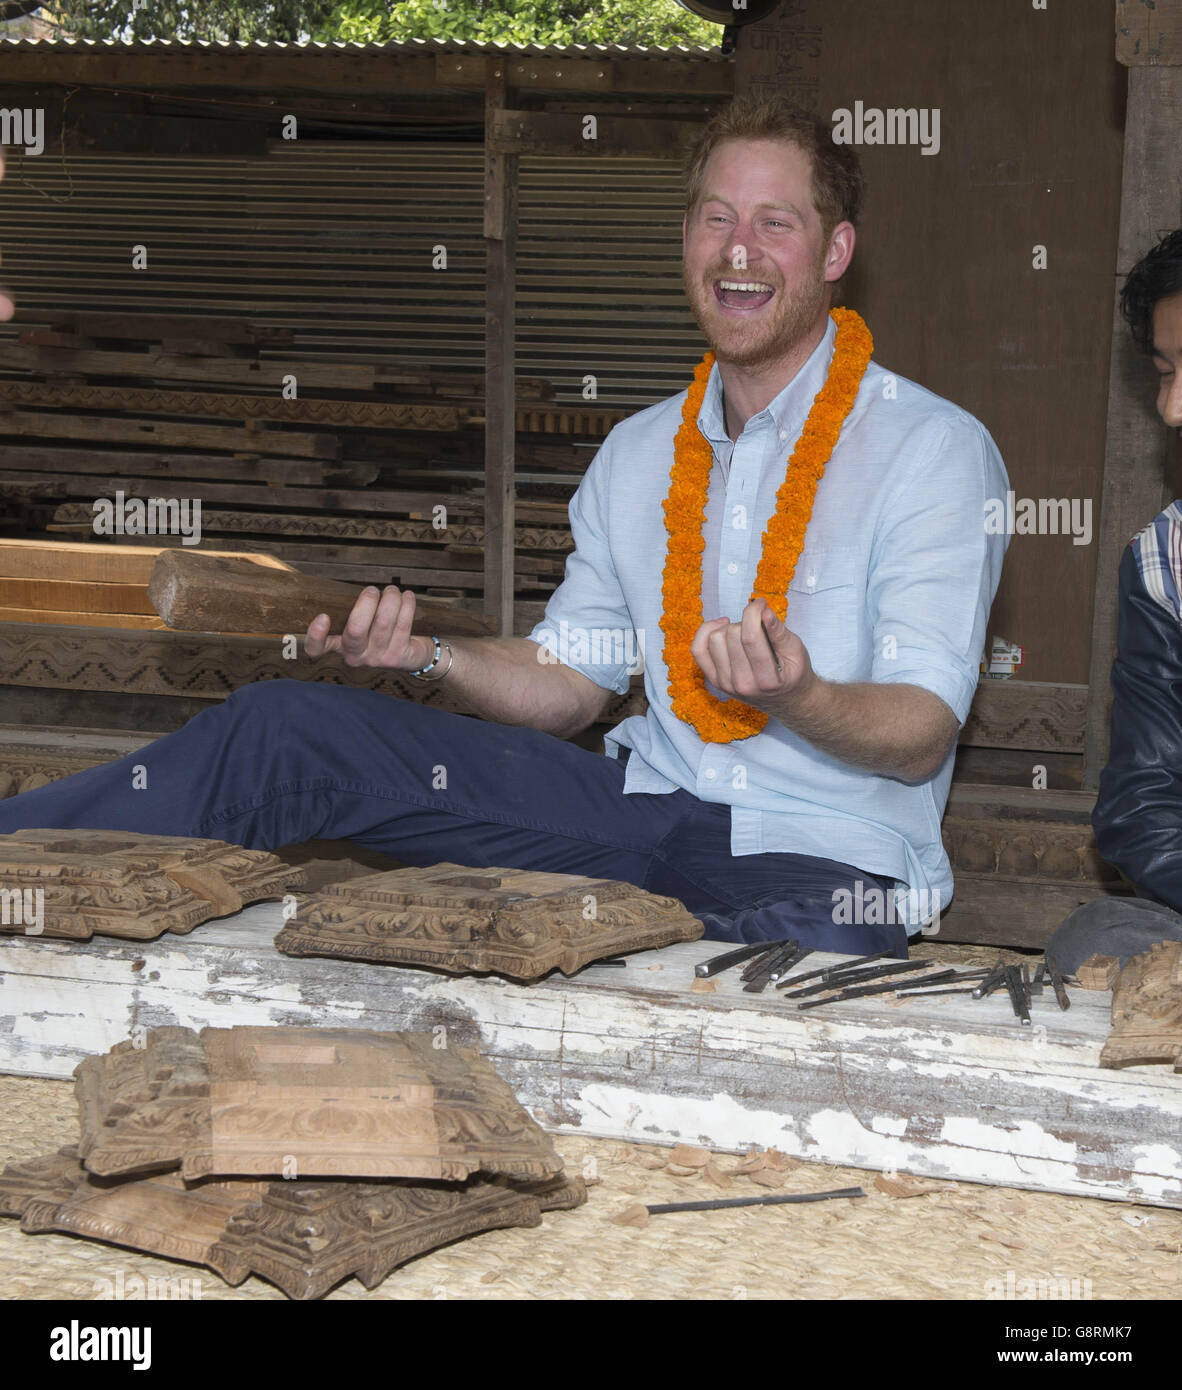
[696, 312, 839, 448]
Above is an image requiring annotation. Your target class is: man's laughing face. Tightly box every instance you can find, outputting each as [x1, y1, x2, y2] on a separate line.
[682, 138, 842, 369]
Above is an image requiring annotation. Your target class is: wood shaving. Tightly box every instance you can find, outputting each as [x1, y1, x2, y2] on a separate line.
[690, 978, 716, 994]
[669, 1145, 710, 1169]
[875, 1173, 945, 1199]
[747, 1168, 786, 1189]
[702, 1160, 732, 1191]
[609, 1203, 650, 1228]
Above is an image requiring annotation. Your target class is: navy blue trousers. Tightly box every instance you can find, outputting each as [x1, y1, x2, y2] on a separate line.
[0, 680, 907, 954]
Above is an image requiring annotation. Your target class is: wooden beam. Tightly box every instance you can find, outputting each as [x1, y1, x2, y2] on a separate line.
[0, 48, 731, 97]
[1083, 64, 1182, 789]
[1116, 0, 1182, 65]
[0, 446, 377, 489]
[0, 540, 292, 584]
[146, 550, 497, 638]
[0, 344, 377, 391]
[0, 473, 458, 516]
[0, 382, 459, 431]
[0, 411, 339, 459]
[437, 51, 732, 96]
[489, 110, 704, 159]
[484, 71, 518, 637]
[3, 922, 1179, 1209]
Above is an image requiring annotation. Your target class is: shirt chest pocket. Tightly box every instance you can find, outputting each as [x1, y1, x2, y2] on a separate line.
[782, 546, 864, 677]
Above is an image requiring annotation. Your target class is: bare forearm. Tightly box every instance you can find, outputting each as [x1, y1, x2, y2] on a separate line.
[414, 634, 606, 737]
[767, 677, 959, 781]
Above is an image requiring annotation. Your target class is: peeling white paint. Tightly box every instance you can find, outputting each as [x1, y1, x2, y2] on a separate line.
[569, 1084, 804, 1154]
[870, 1114, 908, 1136]
[1130, 1142, 1182, 1180]
[940, 1116, 1079, 1163]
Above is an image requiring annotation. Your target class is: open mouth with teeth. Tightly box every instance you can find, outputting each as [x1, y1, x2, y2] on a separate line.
[714, 278, 776, 311]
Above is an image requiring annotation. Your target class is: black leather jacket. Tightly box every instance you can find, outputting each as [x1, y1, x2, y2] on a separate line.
[1093, 539, 1182, 912]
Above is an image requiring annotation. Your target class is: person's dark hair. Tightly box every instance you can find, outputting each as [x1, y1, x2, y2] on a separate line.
[684, 94, 864, 242]
[1120, 229, 1182, 354]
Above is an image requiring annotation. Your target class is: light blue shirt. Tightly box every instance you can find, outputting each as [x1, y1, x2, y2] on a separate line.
[527, 315, 1009, 929]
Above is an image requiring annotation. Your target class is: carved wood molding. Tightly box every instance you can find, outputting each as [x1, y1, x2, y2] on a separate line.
[0, 623, 472, 707]
[1100, 941, 1182, 1069]
[940, 815, 1120, 886]
[75, 1026, 566, 1182]
[2, 1149, 585, 1300]
[514, 405, 628, 436]
[960, 681, 1087, 754]
[0, 829, 302, 940]
[276, 862, 703, 979]
[48, 506, 575, 552]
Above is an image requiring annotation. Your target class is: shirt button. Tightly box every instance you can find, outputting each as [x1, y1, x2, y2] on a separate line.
[704, 769, 717, 780]
[778, 429, 789, 443]
[726, 562, 738, 575]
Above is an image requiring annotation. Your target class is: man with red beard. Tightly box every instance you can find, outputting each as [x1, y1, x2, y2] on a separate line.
[0, 97, 1008, 957]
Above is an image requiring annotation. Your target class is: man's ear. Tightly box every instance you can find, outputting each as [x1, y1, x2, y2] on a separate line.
[824, 222, 856, 284]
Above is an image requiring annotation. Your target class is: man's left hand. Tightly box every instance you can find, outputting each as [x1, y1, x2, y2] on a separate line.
[691, 597, 815, 708]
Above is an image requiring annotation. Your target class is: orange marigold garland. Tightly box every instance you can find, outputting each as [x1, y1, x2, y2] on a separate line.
[659, 307, 874, 744]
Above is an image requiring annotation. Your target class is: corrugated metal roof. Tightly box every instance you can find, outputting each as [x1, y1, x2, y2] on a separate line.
[0, 33, 724, 60]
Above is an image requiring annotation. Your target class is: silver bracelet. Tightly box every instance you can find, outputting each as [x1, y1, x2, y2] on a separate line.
[410, 636, 454, 682]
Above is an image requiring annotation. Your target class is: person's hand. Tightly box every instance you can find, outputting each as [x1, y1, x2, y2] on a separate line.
[0, 149, 14, 322]
[304, 585, 433, 670]
[691, 597, 815, 705]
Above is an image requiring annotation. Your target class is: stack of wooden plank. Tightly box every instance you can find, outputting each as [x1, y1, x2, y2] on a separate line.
[0, 539, 292, 630]
[0, 313, 624, 630]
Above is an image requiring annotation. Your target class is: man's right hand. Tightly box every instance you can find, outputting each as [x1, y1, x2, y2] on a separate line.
[304, 585, 434, 671]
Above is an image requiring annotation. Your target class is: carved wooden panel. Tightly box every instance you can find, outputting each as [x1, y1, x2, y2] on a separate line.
[0, 830, 302, 940]
[275, 862, 704, 979]
[75, 1026, 565, 1182]
[1100, 942, 1182, 1070]
[0, 1149, 585, 1300]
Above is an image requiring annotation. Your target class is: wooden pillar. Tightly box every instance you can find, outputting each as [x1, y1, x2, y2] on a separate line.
[1082, 29, 1182, 788]
[483, 68, 518, 637]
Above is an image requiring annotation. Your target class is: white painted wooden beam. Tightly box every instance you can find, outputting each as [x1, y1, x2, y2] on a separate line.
[1, 908, 1179, 1207]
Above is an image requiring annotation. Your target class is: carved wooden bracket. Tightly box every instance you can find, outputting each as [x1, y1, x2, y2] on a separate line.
[276, 861, 703, 979]
[1100, 941, 1182, 1069]
[0, 829, 302, 940]
[75, 1026, 566, 1182]
[1, 1148, 585, 1300]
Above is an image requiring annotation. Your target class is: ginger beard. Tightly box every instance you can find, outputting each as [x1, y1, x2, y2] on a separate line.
[682, 236, 831, 370]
